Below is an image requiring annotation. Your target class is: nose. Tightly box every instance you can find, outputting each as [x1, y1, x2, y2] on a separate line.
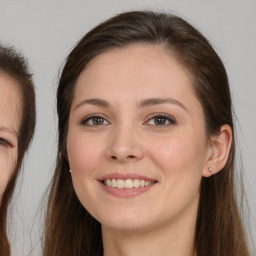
[105, 123, 144, 163]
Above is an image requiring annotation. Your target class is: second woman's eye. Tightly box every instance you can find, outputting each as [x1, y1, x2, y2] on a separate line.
[146, 114, 176, 126]
[0, 137, 10, 147]
[81, 115, 110, 126]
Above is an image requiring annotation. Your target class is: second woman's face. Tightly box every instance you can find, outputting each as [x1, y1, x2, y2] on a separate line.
[67, 44, 211, 232]
[0, 74, 20, 203]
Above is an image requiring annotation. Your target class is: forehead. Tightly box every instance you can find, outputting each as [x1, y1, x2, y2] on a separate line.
[0, 73, 22, 134]
[74, 44, 197, 103]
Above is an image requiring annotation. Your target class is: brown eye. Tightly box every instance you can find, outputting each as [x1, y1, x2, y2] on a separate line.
[92, 117, 104, 125]
[154, 117, 167, 125]
[0, 138, 10, 147]
[81, 115, 110, 126]
[146, 114, 176, 127]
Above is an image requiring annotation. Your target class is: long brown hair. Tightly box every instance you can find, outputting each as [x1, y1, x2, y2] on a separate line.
[43, 11, 250, 256]
[0, 45, 36, 256]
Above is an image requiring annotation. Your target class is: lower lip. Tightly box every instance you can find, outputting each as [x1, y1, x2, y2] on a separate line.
[99, 181, 156, 198]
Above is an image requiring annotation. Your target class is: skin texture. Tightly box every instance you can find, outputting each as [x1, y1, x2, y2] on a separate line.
[0, 74, 20, 204]
[67, 44, 232, 256]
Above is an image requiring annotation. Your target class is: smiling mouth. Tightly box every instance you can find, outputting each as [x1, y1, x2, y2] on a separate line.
[103, 179, 157, 189]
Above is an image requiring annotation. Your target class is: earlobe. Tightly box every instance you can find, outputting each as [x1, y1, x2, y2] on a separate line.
[203, 124, 232, 177]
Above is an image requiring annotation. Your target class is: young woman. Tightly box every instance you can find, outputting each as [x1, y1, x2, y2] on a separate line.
[43, 11, 250, 256]
[0, 45, 36, 256]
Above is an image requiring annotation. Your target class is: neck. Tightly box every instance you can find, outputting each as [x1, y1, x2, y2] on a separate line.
[102, 209, 197, 256]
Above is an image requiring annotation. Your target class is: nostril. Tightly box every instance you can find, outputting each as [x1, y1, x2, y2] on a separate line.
[110, 154, 136, 161]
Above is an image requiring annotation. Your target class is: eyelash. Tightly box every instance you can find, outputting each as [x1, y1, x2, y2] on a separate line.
[80, 113, 176, 127]
[0, 137, 11, 147]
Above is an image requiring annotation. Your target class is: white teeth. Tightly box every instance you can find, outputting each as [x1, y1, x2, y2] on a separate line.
[117, 179, 124, 188]
[111, 179, 117, 188]
[133, 179, 140, 188]
[103, 178, 155, 188]
[124, 179, 133, 188]
[106, 179, 111, 187]
[139, 180, 145, 187]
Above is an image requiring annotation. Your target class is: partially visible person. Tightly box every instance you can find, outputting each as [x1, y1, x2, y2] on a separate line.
[0, 44, 36, 256]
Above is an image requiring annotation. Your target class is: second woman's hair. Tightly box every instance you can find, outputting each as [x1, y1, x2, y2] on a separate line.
[0, 45, 36, 256]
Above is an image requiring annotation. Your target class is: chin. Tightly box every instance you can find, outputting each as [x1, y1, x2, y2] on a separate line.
[99, 212, 155, 232]
[103, 222, 150, 232]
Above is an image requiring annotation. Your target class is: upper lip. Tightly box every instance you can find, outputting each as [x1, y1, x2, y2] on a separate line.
[98, 173, 157, 182]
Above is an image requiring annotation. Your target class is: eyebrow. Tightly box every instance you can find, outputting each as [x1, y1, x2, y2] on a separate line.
[139, 98, 187, 111]
[74, 98, 110, 110]
[74, 97, 187, 111]
[0, 127, 18, 136]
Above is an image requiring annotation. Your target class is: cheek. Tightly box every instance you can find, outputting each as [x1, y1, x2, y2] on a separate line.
[67, 131, 106, 217]
[0, 152, 17, 202]
[67, 131, 104, 176]
[147, 132, 207, 176]
[145, 133, 207, 219]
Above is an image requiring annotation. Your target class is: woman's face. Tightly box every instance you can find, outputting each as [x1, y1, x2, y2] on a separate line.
[0, 74, 20, 203]
[67, 44, 212, 232]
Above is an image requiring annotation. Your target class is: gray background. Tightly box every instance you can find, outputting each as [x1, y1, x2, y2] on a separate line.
[0, 1, 255, 255]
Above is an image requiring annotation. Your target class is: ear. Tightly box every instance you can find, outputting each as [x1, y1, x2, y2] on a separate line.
[202, 124, 232, 177]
